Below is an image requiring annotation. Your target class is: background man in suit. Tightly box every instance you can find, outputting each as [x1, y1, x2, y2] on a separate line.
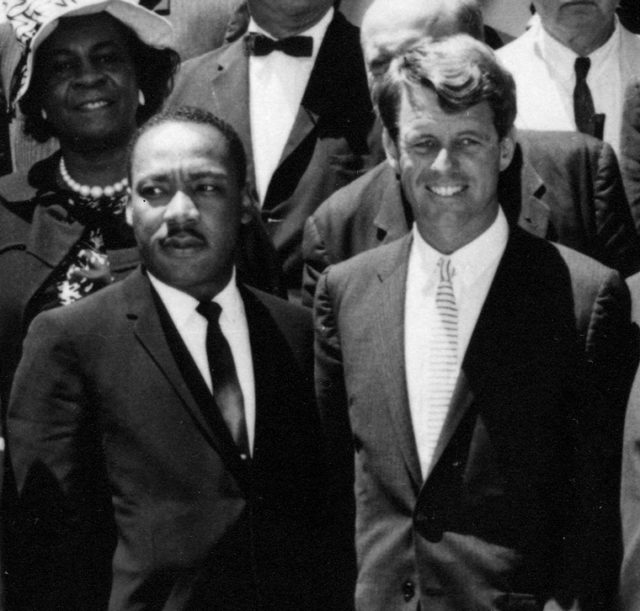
[497, 0, 640, 156]
[166, 0, 382, 294]
[5, 107, 331, 610]
[315, 36, 632, 610]
[301, 0, 640, 305]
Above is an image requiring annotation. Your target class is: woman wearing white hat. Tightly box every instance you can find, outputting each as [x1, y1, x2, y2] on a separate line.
[0, 2, 179, 608]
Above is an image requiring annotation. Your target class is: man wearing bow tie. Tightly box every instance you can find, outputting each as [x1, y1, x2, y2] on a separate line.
[167, 0, 382, 295]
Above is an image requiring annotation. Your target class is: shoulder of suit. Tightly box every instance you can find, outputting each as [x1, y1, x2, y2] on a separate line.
[517, 129, 604, 161]
[325, 234, 409, 283]
[550, 238, 622, 286]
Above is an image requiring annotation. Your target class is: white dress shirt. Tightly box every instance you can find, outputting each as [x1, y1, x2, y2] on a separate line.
[498, 15, 624, 154]
[405, 208, 509, 477]
[148, 269, 256, 453]
[248, 7, 334, 204]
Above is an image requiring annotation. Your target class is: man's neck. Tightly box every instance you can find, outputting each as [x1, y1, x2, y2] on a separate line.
[543, 19, 616, 56]
[248, 2, 332, 38]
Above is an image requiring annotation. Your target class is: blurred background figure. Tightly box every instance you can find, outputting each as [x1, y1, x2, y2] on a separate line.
[498, 0, 640, 157]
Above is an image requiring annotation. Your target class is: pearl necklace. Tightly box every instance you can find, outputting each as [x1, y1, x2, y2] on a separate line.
[59, 157, 128, 199]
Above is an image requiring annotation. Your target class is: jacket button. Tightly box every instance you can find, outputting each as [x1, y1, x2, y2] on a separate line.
[402, 580, 415, 602]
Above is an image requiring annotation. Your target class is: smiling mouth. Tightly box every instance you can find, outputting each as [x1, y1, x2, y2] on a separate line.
[76, 100, 112, 111]
[427, 185, 466, 197]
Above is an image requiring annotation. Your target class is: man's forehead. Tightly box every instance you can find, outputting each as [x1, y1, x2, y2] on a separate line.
[132, 122, 230, 174]
[398, 86, 495, 130]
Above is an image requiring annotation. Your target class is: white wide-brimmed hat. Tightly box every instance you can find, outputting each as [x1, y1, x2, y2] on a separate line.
[4, 0, 174, 105]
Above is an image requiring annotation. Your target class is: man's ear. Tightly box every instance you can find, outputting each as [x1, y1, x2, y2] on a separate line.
[498, 127, 516, 172]
[240, 187, 257, 225]
[382, 128, 400, 174]
[125, 191, 133, 227]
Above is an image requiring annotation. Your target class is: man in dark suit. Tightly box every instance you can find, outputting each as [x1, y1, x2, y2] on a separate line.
[315, 36, 631, 610]
[166, 0, 382, 292]
[6, 107, 330, 611]
[302, 0, 640, 305]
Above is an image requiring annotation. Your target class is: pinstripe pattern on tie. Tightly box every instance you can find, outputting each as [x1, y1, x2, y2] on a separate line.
[422, 257, 458, 472]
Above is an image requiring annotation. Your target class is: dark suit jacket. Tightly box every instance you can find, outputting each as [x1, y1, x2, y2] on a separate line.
[315, 227, 632, 610]
[303, 130, 640, 305]
[0, 152, 284, 417]
[6, 269, 330, 611]
[166, 10, 383, 288]
[620, 272, 640, 610]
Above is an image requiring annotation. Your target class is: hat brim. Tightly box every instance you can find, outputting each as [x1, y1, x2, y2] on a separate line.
[16, 0, 174, 103]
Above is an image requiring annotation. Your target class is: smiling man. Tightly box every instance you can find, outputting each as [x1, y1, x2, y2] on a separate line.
[6, 106, 333, 611]
[315, 35, 632, 610]
[497, 0, 640, 155]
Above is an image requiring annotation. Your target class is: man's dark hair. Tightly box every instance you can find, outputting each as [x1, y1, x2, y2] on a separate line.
[128, 106, 248, 190]
[20, 13, 180, 143]
[376, 34, 516, 142]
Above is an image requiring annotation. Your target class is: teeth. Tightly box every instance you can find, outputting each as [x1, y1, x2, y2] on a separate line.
[429, 185, 464, 197]
[80, 100, 109, 110]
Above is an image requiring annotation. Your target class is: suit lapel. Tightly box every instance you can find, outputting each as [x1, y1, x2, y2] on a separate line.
[374, 236, 423, 488]
[124, 270, 249, 482]
[209, 43, 254, 186]
[500, 141, 551, 238]
[23, 201, 85, 304]
[373, 168, 412, 244]
[518, 158, 551, 238]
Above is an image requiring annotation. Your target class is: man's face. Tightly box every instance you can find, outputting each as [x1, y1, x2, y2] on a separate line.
[533, 0, 619, 45]
[127, 121, 248, 300]
[384, 87, 514, 250]
[37, 13, 139, 151]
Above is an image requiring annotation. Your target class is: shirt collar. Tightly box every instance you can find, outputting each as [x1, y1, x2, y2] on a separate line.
[411, 206, 509, 285]
[147, 268, 243, 328]
[535, 13, 621, 80]
[248, 6, 334, 55]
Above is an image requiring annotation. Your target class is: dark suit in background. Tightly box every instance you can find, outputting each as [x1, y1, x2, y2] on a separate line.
[316, 227, 632, 610]
[6, 270, 328, 610]
[166, 10, 382, 288]
[303, 130, 640, 304]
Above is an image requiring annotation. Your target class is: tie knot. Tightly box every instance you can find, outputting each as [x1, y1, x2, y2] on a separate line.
[575, 56, 591, 80]
[244, 32, 313, 57]
[437, 257, 454, 283]
[197, 300, 222, 324]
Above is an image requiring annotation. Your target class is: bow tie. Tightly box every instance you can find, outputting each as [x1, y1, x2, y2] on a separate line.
[244, 32, 313, 57]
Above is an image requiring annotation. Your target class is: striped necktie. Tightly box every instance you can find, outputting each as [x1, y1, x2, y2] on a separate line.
[422, 257, 459, 473]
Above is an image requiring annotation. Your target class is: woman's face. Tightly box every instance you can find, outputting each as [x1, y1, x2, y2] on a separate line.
[36, 12, 139, 152]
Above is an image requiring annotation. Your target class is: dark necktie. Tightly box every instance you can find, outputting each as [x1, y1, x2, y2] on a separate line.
[196, 301, 250, 458]
[244, 32, 313, 57]
[574, 57, 604, 138]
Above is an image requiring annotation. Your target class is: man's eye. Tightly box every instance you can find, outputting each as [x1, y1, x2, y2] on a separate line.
[138, 186, 164, 198]
[412, 139, 437, 152]
[458, 138, 480, 148]
[196, 183, 225, 195]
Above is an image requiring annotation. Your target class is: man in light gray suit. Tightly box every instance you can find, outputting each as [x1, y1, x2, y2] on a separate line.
[315, 35, 632, 611]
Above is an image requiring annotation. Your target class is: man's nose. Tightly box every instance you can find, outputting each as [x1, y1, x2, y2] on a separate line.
[164, 191, 199, 223]
[431, 147, 454, 173]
